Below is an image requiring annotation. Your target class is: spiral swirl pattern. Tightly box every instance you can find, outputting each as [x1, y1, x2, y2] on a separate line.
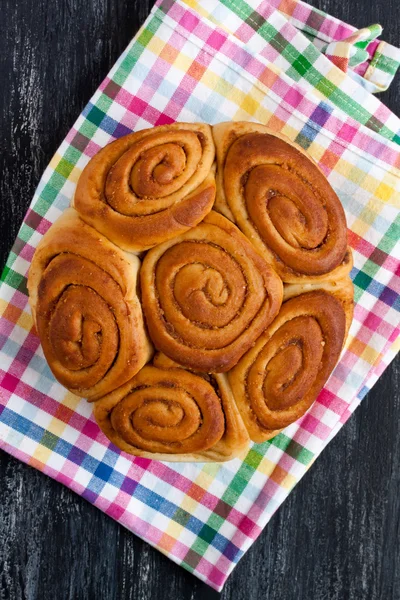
[213, 122, 347, 281]
[93, 365, 225, 456]
[229, 290, 346, 442]
[141, 211, 283, 373]
[74, 123, 216, 251]
[151, 353, 250, 460]
[27, 122, 354, 459]
[28, 209, 152, 400]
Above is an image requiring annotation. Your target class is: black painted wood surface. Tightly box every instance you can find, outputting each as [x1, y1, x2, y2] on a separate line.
[0, 1, 399, 599]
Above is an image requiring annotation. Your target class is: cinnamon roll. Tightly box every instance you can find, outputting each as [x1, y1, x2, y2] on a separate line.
[213, 122, 348, 282]
[74, 123, 216, 251]
[140, 210, 283, 373]
[228, 287, 351, 442]
[27, 208, 153, 400]
[93, 353, 250, 461]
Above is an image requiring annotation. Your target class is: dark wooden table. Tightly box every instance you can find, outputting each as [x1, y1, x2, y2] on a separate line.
[1, 1, 399, 599]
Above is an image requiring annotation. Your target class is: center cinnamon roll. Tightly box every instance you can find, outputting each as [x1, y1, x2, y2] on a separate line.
[140, 211, 283, 373]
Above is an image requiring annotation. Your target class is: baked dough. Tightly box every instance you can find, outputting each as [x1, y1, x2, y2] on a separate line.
[27, 208, 152, 400]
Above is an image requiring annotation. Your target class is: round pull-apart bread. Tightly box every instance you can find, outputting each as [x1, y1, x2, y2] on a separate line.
[28, 122, 354, 461]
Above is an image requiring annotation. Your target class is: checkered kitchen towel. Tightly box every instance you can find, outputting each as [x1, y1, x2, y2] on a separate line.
[1, 0, 400, 591]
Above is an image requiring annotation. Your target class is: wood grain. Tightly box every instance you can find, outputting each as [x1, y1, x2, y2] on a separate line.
[0, 1, 399, 599]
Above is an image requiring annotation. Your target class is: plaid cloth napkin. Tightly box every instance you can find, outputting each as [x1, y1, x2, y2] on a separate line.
[1, 0, 400, 591]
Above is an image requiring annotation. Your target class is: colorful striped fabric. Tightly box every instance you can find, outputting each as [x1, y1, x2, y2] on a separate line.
[1, 0, 399, 591]
[268, 0, 400, 92]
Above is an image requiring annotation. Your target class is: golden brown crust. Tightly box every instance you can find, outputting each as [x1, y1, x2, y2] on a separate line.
[213, 121, 348, 282]
[282, 246, 353, 285]
[93, 357, 250, 462]
[152, 353, 250, 460]
[73, 123, 216, 251]
[27, 208, 153, 400]
[283, 248, 354, 340]
[27, 121, 355, 461]
[283, 271, 354, 341]
[140, 210, 283, 373]
[228, 289, 348, 443]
